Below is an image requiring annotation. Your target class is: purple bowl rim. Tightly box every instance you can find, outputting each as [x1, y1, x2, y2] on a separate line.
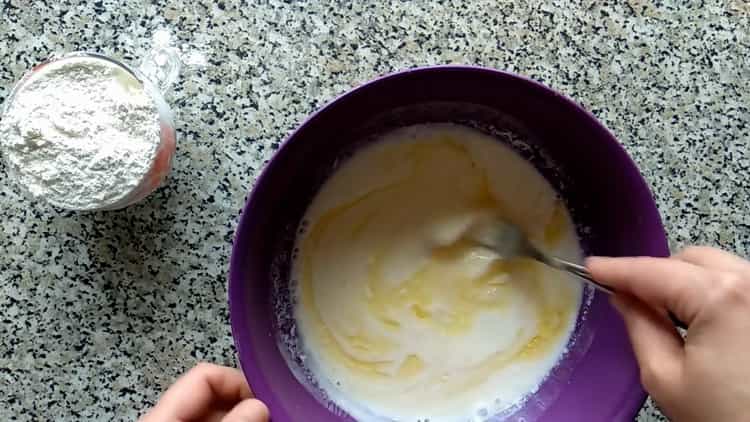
[229, 64, 656, 421]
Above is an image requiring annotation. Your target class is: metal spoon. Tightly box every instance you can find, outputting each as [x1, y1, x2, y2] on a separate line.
[466, 218, 687, 329]
[466, 219, 613, 294]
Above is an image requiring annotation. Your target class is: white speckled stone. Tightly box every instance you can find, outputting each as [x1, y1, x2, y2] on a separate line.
[1, 1, 748, 421]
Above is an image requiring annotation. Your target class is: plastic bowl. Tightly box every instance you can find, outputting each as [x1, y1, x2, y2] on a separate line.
[229, 66, 668, 422]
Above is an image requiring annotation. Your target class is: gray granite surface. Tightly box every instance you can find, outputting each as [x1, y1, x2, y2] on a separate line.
[1, 1, 748, 421]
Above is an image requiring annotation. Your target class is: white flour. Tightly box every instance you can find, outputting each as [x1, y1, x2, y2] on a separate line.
[0, 56, 161, 210]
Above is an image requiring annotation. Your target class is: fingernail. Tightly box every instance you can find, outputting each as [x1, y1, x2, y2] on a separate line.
[584, 256, 604, 268]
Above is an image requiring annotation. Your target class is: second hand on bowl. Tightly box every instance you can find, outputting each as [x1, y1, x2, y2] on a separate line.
[465, 218, 687, 329]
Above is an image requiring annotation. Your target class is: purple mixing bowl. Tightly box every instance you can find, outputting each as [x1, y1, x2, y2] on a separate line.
[229, 66, 668, 422]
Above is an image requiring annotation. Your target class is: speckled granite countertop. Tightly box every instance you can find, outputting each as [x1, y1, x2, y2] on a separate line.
[1, 1, 748, 421]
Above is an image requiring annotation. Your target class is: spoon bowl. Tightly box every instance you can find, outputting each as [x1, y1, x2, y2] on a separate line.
[466, 218, 615, 294]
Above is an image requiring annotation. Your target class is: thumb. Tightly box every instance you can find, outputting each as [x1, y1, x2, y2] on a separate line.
[222, 399, 270, 422]
[587, 256, 709, 326]
[611, 294, 684, 396]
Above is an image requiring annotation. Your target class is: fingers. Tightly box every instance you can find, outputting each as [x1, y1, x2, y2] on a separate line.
[147, 363, 253, 420]
[611, 295, 684, 395]
[674, 246, 750, 273]
[222, 399, 270, 422]
[586, 257, 710, 326]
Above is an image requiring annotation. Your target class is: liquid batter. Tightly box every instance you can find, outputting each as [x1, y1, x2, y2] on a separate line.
[292, 124, 582, 421]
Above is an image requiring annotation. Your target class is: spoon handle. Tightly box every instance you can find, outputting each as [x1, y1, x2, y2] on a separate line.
[543, 255, 687, 329]
[544, 256, 615, 295]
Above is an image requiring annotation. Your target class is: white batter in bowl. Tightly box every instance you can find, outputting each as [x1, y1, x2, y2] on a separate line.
[292, 124, 583, 422]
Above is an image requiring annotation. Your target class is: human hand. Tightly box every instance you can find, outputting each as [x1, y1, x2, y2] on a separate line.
[588, 247, 750, 422]
[139, 363, 269, 422]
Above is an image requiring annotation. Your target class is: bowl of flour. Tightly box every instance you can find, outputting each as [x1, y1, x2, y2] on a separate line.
[0, 52, 176, 211]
